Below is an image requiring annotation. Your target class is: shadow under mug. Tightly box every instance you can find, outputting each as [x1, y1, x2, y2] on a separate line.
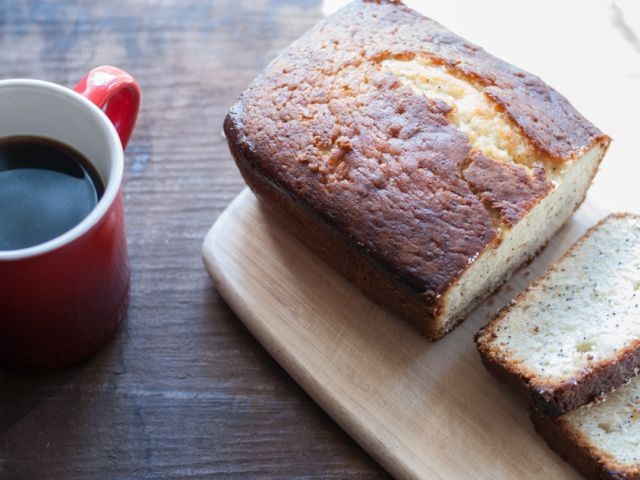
[0, 66, 140, 371]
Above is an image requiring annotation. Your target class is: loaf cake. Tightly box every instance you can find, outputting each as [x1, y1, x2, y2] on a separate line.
[224, 0, 610, 338]
[533, 374, 640, 479]
[477, 214, 640, 416]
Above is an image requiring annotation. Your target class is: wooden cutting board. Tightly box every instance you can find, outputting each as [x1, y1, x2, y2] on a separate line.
[202, 188, 617, 480]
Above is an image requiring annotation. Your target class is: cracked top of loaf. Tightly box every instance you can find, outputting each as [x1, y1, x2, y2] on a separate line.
[225, 0, 608, 298]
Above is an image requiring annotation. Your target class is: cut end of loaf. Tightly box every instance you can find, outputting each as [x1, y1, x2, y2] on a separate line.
[432, 141, 609, 338]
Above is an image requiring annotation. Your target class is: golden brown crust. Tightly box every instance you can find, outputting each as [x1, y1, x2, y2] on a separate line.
[227, 114, 444, 338]
[225, 0, 609, 330]
[228, 81, 497, 297]
[476, 214, 640, 416]
[462, 151, 553, 226]
[532, 410, 640, 479]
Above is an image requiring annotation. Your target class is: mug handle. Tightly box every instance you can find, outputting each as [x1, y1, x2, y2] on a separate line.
[74, 66, 141, 149]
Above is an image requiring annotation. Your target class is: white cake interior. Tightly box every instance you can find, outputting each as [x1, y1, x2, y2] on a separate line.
[564, 374, 640, 467]
[479, 213, 640, 381]
[441, 144, 608, 333]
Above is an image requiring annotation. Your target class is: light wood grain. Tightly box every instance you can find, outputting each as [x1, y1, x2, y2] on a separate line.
[203, 188, 626, 480]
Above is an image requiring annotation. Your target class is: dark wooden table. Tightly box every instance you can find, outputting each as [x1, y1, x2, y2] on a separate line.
[0, 1, 390, 478]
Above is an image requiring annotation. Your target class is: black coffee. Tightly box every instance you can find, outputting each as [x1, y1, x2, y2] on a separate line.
[0, 136, 104, 251]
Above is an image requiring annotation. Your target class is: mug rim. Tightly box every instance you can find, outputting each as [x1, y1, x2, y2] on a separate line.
[0, 78, 124, 261]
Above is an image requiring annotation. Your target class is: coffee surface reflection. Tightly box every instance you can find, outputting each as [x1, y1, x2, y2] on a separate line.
[0, 136, 104, 251]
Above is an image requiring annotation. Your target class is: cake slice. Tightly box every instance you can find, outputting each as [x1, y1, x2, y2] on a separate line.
[477, 214, 640, 416]
[225, 0, 610, 338]
[532, 374, 640, 479]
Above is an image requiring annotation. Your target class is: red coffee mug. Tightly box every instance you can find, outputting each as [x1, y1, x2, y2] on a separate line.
[0, 66, 141, 371]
